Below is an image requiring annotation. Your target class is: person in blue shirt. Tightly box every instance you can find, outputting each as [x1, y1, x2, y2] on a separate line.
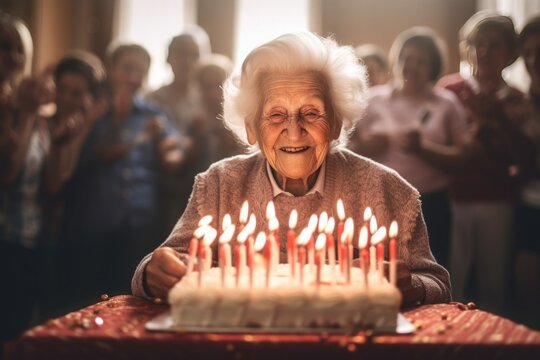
[61, 44, 183, 307]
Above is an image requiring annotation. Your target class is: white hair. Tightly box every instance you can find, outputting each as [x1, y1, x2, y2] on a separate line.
[222, 32, 368, 147]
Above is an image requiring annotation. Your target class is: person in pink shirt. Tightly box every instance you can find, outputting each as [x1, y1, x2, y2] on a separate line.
[349, 27, 468, 269]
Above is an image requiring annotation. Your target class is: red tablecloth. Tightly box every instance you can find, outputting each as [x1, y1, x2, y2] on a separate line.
[5, 295, 540, 360]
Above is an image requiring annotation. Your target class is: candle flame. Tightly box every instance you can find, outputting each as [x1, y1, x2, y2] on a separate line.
[315, 233, 326, 251]
[318, 211, 328, 233]
[308, 214, 318, 233]
[254, 231, 267, 251]
[336, 199, 345, 220]
[222, 214, 232, 231]
[245, 213, 257, 235]
[325, 217, 335, 234]
[389, 221, 398, 238]
[266, 200, 276, 220]
[371, 226, 387, 246]
[369, 215, 378, 234]
[358, 226, 368, 249]
[343, 217, 354, 243]
[237, 225, 249, 244]
[219, 224, 235, 244]
[194, 225, 210, 239]
[239, 200, 249, 224]
[288, 209, 298, 229]
[363, 207, 372, 222]
[297, 228, 311, 246]
[203, 227, 218, 246]
[198, 215, 213, 227]
[269, 217, 279, 232]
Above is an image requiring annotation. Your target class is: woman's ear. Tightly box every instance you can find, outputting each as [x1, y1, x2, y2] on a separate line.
[332, 118, 342, 140]
[245, 119, 257, 145]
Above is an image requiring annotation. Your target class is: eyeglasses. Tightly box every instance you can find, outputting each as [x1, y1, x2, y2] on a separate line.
[263, 109, 327, 125]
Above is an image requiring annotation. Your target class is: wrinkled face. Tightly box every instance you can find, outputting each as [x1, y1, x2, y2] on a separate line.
[522, 33, 540, 87]
[168, 37, 200, 82]
[396, 43, 433, 91]
[0, 25, 25, 83]
[55, 72, 91, 118]
[247, 73, 337, 182]
[470, 27, 511, 77]
[109, 51, 149, 95]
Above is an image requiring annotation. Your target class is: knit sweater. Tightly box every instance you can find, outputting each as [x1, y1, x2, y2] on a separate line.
[132, 148, 451, 304]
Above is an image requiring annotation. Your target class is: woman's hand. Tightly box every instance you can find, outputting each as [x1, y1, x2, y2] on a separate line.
[399, 128, 422, 153]
[393, 260, 425, 307]
[144, 247, 187, 299]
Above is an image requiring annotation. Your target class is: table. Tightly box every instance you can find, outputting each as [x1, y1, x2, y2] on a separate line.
[5, 295, 540, 360]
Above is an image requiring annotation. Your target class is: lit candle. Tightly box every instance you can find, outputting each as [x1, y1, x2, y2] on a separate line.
[307, 214, 318, 276]
[336, 199, 345, 268]
[268, 217, 280, 273]
[296, 228, 310, 287]
[219, 224, 235, 287]
[358, 225, 369, 289]
[363, 207, 372, 262]
[315, 233, 326, 290]
[186, 225, 208, 276]
[235, 226, 249, 287]
[254, 231, 268, 288]
[287, 209, 298, 281]
[371, 226, 387, 284]
[239, 200, 249, 233]
[324, 217, 336, 285]
[369, 215, 378, 273]
[199, 227, 217, 287]
[389, 221, 398, 286]
[318, 211, 328, 234]
[343, 217, 354, 285]
[244, 213, 257, 286]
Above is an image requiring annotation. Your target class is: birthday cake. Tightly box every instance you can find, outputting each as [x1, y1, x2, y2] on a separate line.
[168, 264, 401, 332]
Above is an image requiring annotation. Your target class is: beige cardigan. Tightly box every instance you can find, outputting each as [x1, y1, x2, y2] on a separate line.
[132, 148, 451, 304]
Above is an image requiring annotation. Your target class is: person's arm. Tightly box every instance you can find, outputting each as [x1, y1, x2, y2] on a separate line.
[43, 98, 109, 194]
[399, 129, 472, 171]
[144, 115, 185, 173]
[401, 210, 452, 305]
[131, 172, 204, 299]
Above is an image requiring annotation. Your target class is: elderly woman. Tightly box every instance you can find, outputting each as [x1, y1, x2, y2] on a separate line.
[132, 32, 451, 307]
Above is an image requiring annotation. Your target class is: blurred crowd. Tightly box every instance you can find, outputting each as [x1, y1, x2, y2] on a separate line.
[1, 9, 540, 342]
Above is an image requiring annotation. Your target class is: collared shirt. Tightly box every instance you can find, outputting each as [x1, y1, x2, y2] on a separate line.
[266, 160, 326, 197]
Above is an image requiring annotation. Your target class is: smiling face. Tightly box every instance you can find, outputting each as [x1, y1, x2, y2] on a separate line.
[470, 26, 512, 79]
[55, 71, 91, 119]
[246, 72, 337, 187]
[396, 43, 433, 93]
[109, 50, 149, 96]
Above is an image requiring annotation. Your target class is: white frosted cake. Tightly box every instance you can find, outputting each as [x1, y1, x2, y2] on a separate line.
[168, 264, 401, 332]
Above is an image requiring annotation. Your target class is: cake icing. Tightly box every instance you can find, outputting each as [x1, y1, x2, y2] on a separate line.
[169, 264, 401, 332]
